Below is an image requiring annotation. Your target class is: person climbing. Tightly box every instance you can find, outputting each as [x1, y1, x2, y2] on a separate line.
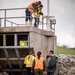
[34, 5, 43, 27]
[25, 1, 41, 26]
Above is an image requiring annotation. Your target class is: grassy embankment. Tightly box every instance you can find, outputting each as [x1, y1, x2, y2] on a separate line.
[56, 46, 75, 55]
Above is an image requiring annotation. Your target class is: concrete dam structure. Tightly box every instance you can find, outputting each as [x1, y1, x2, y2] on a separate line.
[0, 8, 56, 75]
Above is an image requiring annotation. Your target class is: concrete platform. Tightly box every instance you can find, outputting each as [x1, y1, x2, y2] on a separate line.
[0, 26, 54, 37]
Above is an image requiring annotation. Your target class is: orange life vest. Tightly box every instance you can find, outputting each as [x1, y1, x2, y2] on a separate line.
[34, 56, 44, 70]
[27, 2, 37, 13]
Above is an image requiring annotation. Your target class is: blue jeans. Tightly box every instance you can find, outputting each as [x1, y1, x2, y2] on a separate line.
[34, 18, 39, 27]
[25, 9, 32, 21]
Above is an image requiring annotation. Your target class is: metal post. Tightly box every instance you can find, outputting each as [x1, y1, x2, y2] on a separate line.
[14, 34, 17, 46]
[42, 15, 44, 30]
[50, 18, 56, 54]
[4, 10, 6, 27]
[3, 34, 6, 46]
[46, 0, 50, 31]
[0, 18, 1, 27]
[14, 34, 24, 75]
[11, 22, 13, 27]
[47, 0, 50, 16]
[46, 16, 50, 31]
[54, 24, 55, 54]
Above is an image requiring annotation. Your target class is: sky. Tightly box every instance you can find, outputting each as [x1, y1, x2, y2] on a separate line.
[0, 0, 75, 48]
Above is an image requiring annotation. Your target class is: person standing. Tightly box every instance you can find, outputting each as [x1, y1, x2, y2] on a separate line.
[46, 50, 58, 75]
[24, 50, 35, 75]
[34, 5, 43, 27]
[25, 1, 41, 26]
[32, 51, 46, 75]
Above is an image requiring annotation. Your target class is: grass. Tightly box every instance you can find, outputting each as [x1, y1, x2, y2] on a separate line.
[56, 46, 75, 55]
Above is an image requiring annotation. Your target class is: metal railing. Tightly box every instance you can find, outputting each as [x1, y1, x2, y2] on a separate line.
[0, 7, 56, 31]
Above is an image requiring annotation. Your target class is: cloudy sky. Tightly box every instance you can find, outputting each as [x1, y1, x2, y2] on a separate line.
[0, 0, 75, 47]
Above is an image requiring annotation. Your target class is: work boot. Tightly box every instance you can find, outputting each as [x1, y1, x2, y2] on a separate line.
[34, 24, 37, 27]
[25, 22, 29, 26]
[29, 21, 32, 26]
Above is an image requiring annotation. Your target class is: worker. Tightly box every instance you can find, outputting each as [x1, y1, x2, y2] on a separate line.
[31, 51, 46, 75]
[46, 50, 58, 75]
[25, 1, 41, 26]
[34, 5, 43, 27]
[24, 50, 35, 75]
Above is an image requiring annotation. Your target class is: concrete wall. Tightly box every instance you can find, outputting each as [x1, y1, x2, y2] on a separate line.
[30, 31, 54, 58]
[55, 54, 75, 75]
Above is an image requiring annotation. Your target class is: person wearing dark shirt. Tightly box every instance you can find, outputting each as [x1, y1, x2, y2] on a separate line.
[46, 50, 58, 75]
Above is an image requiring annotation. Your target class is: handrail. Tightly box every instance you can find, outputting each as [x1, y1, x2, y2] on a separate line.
[6, 20, 18, 26]
[0, 16, 31, 19]
[0, 7, 44, 27]
[0, 7, 55, 31]
[0, 7, 26, 11]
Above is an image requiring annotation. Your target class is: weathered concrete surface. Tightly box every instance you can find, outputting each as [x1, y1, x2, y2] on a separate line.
[55, 54, 75, 75]
[0, 26, 56, 58]
[0, 26, 54, 37]
[29, 30, 54, 58]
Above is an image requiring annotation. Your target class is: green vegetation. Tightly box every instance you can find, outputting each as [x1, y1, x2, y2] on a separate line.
[56, 46, 75, 55]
